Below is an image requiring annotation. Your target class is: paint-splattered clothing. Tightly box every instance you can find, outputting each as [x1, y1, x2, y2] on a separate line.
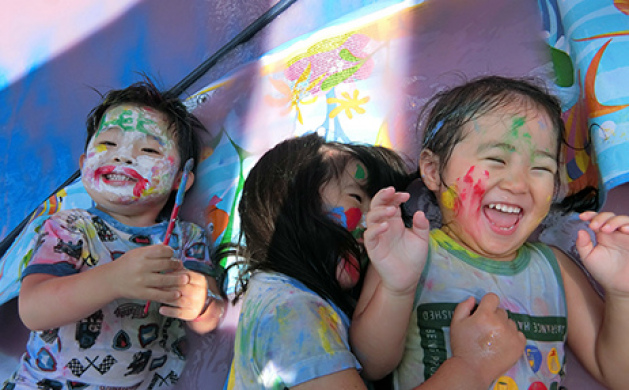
[225, 272, 361, 389]
[394, 229, 567, 390]
[5, 208, 215, 390]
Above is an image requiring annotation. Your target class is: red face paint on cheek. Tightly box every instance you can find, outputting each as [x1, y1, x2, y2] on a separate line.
[453, 166, 488, 215]
[344, 208, 363, 231]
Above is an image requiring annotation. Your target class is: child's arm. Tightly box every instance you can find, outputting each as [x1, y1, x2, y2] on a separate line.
[159, 270, 225, 334]
[19, 244, 188, 330]
[558, 211, 629, 389]
[350, 186, 431, 379]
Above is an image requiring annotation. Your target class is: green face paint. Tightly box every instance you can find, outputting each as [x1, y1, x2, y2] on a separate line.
[96, 104, 160, 139]
[355, 163, 366, 179]
[510, 116, 525, 136]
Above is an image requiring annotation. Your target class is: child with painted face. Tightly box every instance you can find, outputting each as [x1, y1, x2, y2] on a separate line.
[222, 133, 420, 389]
[350, 76, 629, 390]
[6, 80, 224, 390]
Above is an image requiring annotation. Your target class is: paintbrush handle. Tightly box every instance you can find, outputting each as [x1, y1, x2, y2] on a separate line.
[143, 158, 194, 315]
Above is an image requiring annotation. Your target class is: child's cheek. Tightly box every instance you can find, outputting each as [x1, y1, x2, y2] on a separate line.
[135, 156, 176, 197]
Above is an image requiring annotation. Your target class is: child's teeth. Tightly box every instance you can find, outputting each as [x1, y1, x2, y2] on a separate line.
[489, 203, 521, 214]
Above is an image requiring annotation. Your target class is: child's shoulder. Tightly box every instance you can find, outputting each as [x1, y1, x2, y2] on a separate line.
[46, 208, 95, 224]
[249, 272, 328, 305]
[245, 272, 346, 325]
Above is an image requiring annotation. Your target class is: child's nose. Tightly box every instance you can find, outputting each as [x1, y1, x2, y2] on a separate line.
[113, 155, 134, 164]
[500, 168, 529, 193]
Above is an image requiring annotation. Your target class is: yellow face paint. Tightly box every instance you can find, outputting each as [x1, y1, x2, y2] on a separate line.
[441, 185, 458, 210]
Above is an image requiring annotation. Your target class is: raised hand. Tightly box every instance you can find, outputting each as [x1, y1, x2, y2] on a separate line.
[364, 186, 431, 295]
[104, 244, 188, 302]
[449, 293, 526, 388]
[577, 211, 629, 296]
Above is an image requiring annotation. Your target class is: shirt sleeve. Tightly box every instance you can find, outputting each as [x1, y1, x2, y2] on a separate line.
[252, 294, 360, 387]
[22, 213, 85, 279]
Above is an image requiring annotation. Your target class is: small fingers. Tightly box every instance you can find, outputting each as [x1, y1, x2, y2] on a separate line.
[452, 296, 476, 321]
[146, 258, 185, 274]
[366, 205, 399, 226]
[476, 292, 500, 312]
[146, 270, 190, 289]
[581, 211, 629, 232]
[137, 244, 175, 259]
[412, 210, 430, 231]
[370, 187, 410, 209]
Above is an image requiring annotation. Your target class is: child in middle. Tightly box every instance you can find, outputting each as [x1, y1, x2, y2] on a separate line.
[221, 133, 421, 389]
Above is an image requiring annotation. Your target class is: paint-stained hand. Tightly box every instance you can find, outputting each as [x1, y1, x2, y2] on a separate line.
[104, 244, 188, 302]
[364, 186, 431, 295]
[577, 211, 629, 296]
[450, 294, 526, 388]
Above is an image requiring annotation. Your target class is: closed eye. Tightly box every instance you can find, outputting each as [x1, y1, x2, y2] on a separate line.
[532, 166, 556, 174]
[99, 140, 117, 147]
[486, 157, 505, 164]
[349, 193, 363, 203]
[141, 147, 161, 155]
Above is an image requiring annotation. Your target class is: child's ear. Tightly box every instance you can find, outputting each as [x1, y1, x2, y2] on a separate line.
[172, 171, 195, 191]
[79, 154, 86, 171]
[419, 149, 440, 192]
[185, 172, 195, 191]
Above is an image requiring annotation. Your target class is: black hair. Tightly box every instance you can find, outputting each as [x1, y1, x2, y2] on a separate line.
[224, 133, 413, 316]
[85, 77, 204, 173]
[417, 75, 598, 211]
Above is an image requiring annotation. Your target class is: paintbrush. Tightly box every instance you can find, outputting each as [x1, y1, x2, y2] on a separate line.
[143, 158, 194, 315]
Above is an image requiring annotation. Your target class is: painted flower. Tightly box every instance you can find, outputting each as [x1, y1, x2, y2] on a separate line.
[328, 89, 370, 119]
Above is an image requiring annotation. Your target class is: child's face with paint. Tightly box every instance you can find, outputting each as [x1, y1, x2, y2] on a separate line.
[321, 157, 370, 289]
[80, 104, 181, 221]
[422, 104, 558, 261]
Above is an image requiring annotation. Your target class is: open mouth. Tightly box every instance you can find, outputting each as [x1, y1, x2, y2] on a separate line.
[94, 166, 143, 185]
[102, 173, 137, 184]
[483, 203, 522, 233]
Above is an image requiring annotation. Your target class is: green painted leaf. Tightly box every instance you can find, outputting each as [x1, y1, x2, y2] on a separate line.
[321, 64, 361, 91]
[339, 48, 362, 63]
[549, 46, 574, 88]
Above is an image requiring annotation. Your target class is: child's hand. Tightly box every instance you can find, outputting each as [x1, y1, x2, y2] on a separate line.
[364, 186, 431, 295]
[105, 244, 188, 302]
[159, 269, 209, 321]
[450, 294, 526, 387]
[577, 211, 629, 296]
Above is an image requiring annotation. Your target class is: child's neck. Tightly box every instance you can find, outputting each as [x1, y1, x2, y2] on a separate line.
[95, 205, 161, 228]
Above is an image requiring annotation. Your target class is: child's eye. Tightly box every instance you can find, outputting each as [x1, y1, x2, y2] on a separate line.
[487, 157, 505, 164]
[141, 147, 161, 155]
[99, 141, 116, 147]
[532, 166, 556, 174]
[349, 193, 363, 203]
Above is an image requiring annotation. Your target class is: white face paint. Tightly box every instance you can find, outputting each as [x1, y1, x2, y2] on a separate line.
[81, 105, 180, 207]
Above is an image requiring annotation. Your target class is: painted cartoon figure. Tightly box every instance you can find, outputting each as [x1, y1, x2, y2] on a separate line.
[219, 133, 418, 389]
[351, 76, 629, 389]
[3, 79, 224, 390]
